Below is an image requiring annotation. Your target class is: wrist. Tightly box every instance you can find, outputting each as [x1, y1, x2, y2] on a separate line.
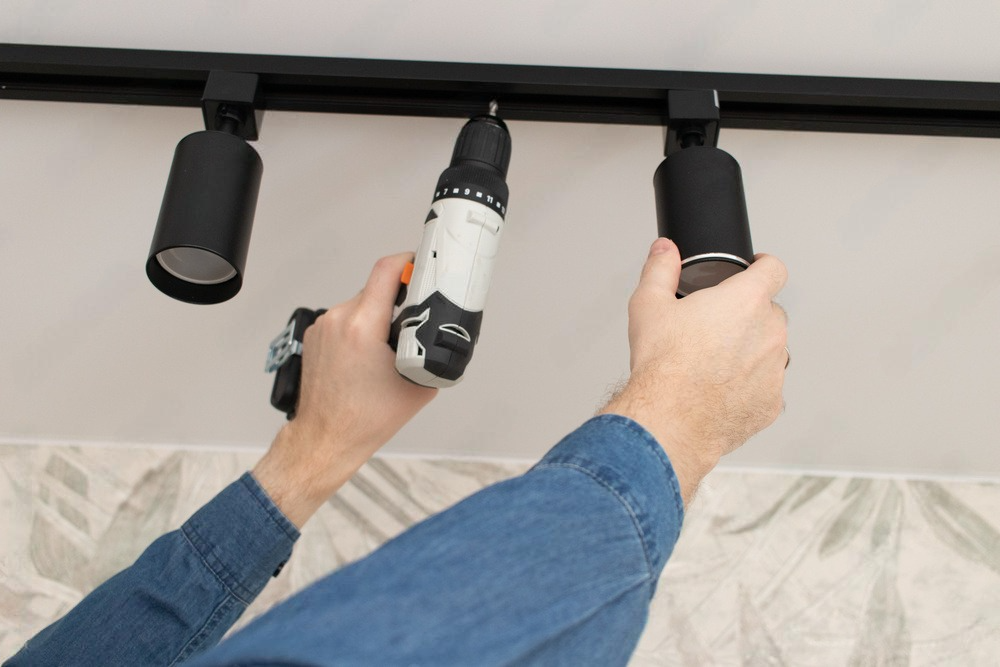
[251, 420, 363, 528]
[599, 379, 720, 505]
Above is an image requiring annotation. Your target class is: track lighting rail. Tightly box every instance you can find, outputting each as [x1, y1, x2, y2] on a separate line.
[2, 43, 1000, 138]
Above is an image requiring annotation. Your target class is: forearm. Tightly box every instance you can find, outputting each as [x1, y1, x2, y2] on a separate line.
[6, 474, 298, 667]
[192, 415, 686, 666]
[6, 252, 439, 666]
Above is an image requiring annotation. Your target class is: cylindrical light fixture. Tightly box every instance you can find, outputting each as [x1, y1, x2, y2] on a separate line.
[146, 128, 262, 303]
[653, 145, 752, 297]
[654, 89, 754, 298]
[146, 71, 264, 304]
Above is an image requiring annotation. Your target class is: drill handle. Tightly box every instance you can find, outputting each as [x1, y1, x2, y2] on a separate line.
[267, 276, 408, 417]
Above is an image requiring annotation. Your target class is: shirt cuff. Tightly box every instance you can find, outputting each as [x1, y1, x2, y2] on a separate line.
[534, 414, 685, 578]
[181, 472, 300, 605]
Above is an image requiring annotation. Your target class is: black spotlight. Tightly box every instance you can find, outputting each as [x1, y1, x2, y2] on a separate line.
[653, 90, 753, 297]
[147, 71, 264, 304]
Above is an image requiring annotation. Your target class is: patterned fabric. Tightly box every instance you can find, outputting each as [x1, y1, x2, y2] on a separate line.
[1, 442, 998, 665]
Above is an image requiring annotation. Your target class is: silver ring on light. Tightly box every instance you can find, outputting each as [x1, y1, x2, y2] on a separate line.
[680, 252, 751, 268]
[676, 253, 752, 297]
[784, 346, 791, 369]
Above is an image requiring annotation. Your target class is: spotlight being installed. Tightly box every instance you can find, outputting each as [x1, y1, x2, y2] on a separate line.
[146, 71, 264, 304]
[653, 89, 754, 297]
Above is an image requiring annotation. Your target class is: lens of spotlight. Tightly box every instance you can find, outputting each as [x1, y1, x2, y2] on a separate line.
[156, 247, 238, 285]
[677, 254, 749, 297]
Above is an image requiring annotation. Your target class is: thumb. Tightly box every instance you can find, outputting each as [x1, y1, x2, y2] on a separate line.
[635, 238, 682, 301]
[358, 252, 415, 320]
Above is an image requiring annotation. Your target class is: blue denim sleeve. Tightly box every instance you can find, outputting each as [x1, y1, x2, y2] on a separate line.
[5, 473, 299, 667]
[193, 414, 685, 667]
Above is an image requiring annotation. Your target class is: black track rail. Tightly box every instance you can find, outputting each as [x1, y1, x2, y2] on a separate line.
[3, 44, 1000, 138]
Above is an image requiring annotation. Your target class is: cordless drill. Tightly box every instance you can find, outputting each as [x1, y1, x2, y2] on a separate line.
[266, 104, 513, 417]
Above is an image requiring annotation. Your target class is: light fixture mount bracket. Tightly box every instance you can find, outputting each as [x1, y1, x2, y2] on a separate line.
[201, 70, 263, 141]
[664, 89, 720, 156]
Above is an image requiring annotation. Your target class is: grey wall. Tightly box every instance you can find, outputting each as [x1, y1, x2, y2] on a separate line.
[5, 2, 1000, 478]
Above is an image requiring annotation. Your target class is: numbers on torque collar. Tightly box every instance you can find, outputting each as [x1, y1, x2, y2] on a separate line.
[433, 184, 507, 217]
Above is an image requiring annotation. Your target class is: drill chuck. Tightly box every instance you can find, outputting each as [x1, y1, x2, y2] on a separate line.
[450, 115, 512, 176]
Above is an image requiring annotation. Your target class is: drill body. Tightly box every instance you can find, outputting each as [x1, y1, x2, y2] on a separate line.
[389, 111, 512, 387]
[267, 107, 512, 416]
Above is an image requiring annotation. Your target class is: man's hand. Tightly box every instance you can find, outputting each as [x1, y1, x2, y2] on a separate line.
[601, 238, 788, 505]
[253, 253, 438, 527]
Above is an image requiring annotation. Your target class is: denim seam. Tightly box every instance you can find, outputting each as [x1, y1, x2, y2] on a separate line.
[532, 462, 656, 580]
[181, 523, 254, 606]
[169, 594, 243, 666]
[604, 415, 686, 526]
[240, 473, 300, 543]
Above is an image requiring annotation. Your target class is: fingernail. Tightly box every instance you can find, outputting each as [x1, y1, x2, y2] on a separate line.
[649, 238, 672, 256]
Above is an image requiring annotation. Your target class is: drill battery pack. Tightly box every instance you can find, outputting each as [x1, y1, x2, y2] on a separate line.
[265, 307, 326, 418]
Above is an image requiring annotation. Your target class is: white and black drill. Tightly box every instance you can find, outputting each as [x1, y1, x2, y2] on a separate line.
[388, 102, 512, 387]
[266, 104, 512, 415]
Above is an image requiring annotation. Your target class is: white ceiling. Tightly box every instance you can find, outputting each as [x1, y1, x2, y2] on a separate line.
[3, 1, 1000, 478]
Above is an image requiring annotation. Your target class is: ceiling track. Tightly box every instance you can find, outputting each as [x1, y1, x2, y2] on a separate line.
[2, 43, 1000, 138]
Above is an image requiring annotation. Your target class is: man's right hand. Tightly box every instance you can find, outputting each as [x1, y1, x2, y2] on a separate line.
[601, 237, 789, 504]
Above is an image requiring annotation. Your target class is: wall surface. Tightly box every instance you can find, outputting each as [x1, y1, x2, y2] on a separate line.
[3, 2, 1000, 478]
[2, 442, 998, 665]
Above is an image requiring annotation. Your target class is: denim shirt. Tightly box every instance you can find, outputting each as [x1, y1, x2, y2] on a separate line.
[7, 415, 685, 666]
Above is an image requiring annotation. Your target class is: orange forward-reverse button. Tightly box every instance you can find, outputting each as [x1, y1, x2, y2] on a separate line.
[401, 262, 415, 285]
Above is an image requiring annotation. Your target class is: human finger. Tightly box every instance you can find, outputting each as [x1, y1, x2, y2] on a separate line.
[725, 253, 788, 299]
[772, 301, 789, 325]
[357, 252, 415, 319]
[634, 238, 682, 303]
